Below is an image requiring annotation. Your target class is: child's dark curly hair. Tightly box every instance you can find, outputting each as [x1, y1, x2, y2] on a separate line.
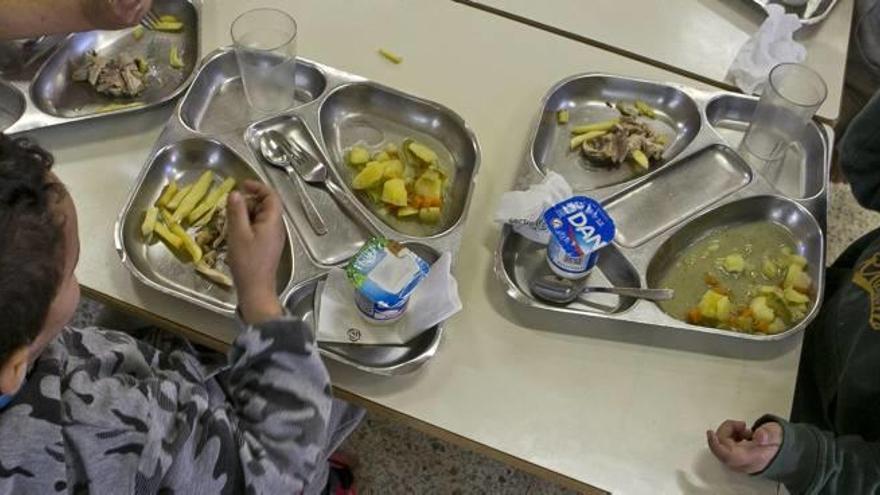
[0, 133, 66, 364]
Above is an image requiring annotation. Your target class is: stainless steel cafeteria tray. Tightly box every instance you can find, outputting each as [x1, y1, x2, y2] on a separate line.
[116, 48, 480, 374]
[750, 0, 839, 25]
[495, 73, 831, 342]
[0, 0, 198, 134]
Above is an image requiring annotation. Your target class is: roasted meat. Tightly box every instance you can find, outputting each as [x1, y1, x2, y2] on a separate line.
[581, 116, 666, 168]
[72, 51, 147, 98]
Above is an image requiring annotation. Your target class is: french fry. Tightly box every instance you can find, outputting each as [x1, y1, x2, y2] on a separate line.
[378, 48, 403, 64]
[169, 45, 184, 69]
[141, 206, 158, 239]
[159, 208, 176, 226]
[188, 177, 236, 223]
[631, 150, 650, 170]
[171, 171, 213, 224]
[192, 192, 229, 229]
[156, 181, 179, 208]
[570, 130, 606, 150]
[94, 102, 143, 114]
[153, 21, 184, 32]
[154, 222, 182, 249]
[167, 183, 192, 210]
[557, 109, 569, 125]
[195, 262, 233, 287]
[635, 100, 656, 119]
[168, 222, 202, 262]
[191, 205, 217, 229]
[572, 119, 619, 135]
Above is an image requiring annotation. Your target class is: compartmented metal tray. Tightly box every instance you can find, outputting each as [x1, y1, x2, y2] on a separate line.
[495, 73, 831, 342]
[749, 0, 839, 25]
[0, 0, 198, 134]
[116, 48, 480, 374]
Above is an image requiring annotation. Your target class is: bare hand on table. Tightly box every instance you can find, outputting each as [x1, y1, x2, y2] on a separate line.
[226, 180, 286, 326]
[81, 0, 153, 30]
[707, 420, 782, 474]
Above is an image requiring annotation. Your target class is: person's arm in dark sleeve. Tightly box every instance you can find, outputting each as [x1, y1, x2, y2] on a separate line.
[0, 0, 150, 41]
[224, 315, 334, 493]
[755, 415, 880, 494]
[841, 90, 880, 212]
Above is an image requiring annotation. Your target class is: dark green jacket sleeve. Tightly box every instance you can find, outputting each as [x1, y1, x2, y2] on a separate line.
[754, 415, 880, 494]
[841, 90, 880, 212]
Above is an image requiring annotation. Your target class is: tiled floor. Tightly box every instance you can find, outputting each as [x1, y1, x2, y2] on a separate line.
[340, 415, 579, 495]
[69, 182, 879, 495]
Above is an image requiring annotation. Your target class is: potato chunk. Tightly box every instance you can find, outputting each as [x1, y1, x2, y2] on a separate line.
[348, 146, 370, 166]
[352, 161, 385, 190]
[381, 179, 408, 207]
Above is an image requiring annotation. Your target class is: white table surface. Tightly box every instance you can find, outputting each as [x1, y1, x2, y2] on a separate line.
[26, 1, 802, 493]
[457, 0, 854, 123]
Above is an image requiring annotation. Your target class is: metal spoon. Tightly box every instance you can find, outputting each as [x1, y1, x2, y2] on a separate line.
[260, 131, 328, 236]
[530, 275, 674, 304]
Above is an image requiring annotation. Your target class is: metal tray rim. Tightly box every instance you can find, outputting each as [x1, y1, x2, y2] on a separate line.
[113, 134, 299, 317]
[702, 92, 832, 205]
[175, 47, 331, 135]
[498, 73, 831, 344]
[495, 191, 826, 342]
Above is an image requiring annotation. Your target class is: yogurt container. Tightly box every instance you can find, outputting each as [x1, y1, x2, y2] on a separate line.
[543, 196, 616, 280]
[345, 238, 431, 324]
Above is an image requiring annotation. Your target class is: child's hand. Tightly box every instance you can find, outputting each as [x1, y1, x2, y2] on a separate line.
[81, 0, 153, 30]
[707, 420, 782, 474]
[226, 181, 286, 325]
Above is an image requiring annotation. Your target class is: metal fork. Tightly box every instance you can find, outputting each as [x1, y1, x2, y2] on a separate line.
[285, 139, 382, 237]
[140, 10, 162, 31]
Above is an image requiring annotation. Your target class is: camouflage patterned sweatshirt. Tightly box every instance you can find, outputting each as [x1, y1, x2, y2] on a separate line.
[0, 317, 353, 494]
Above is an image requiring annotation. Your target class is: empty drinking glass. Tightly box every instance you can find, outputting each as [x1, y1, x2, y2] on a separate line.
[739, 63, 827, 173]
[231, 8, 298, 114]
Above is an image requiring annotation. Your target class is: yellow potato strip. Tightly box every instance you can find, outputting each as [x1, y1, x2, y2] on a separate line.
[188, 177, 236, 223]
[171, 171, 213, 224]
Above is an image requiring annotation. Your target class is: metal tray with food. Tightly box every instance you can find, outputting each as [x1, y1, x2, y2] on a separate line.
[495, 73, 831, 342]
[117, 48, 480, 374]
[749, 0, 839, 25]
[0, 0, 198, 134]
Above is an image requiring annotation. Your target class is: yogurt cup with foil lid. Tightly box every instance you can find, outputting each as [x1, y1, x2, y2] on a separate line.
[543, 196, 616, 280]
[345, 238, 431, 324]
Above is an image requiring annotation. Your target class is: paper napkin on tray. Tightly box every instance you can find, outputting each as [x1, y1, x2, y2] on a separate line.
[316, 252, 461, 345]
[493, 171, 572, 244]
[729, 4, 807, 94]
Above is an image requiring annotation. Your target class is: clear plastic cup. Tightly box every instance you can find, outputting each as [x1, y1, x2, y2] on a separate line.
[231, 9, 298, 114]
[739, 63, 827, 169]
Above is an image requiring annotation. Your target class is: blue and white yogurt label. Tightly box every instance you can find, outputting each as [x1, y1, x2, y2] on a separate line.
[543, 196, 616, 279]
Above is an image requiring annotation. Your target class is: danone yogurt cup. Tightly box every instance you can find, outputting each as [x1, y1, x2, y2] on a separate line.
[345, 238, 431, 324]
[543, 196, 616, 280]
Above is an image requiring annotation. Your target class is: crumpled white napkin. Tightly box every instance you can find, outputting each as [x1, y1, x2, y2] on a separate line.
[729, 4, 807, 94]
[316, 252, 461, 345]
[493, 171, 572, 244]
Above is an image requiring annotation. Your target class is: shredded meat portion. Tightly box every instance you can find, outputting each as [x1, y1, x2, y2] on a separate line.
[582, 116, 667, 167]
[192, 194, 255, 271]
[72, 51, 147, 97]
